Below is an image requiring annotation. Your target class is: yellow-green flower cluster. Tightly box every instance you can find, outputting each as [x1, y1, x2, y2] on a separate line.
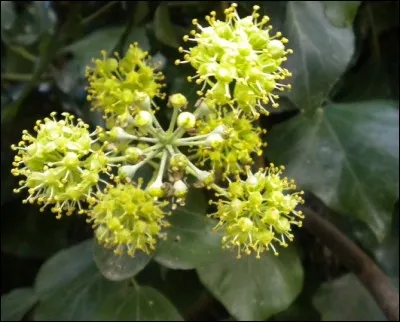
[87, 182, 169, 256]
[192, 112, 265, 176]
[11, 112, 110, 218]
[10, 4, 304, 260]
[176, 3, 293, 119]
[86, 43, 165, 125]
[209, 164, 304, 259]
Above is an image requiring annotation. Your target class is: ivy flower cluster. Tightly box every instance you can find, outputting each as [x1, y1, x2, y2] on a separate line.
[11, 4, 303, 259]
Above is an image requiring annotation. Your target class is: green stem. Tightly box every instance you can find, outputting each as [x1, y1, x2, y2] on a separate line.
[107, 156, 127, 163]
[82, 1, 120, 25]
[175, 140, 207, 147]
[156, 150, 168, 182]
[7, 45, 36, 62]
[167, 107, 180, 134]
[115, 130, 158, 144]
[210, 183, 226, 195]
[130, 278, 140, 290]
[169, 100, 208, 142]
[176, 133, 210, 142]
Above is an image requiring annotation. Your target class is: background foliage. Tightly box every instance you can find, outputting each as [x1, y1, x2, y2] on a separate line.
[1, 1, 398, 321]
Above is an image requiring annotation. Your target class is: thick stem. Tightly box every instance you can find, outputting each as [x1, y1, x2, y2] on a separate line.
[300, 205, 399, 321]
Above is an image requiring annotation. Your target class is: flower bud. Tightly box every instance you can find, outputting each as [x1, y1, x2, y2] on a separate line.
[136, 93, 152, 110]
[197, 170, 214, 186]
[169, 93, 188, 109]
[125, 147, 143, 163]
[134, 111, 153, 127]
[170, 153, 187, 171]
[147, 179, 165, 198]
[177, 112, 196, 129]
[173, 180, 188, 198]
[267, 39, 285, 58]
[118, 165, 139, 179]
[205, 133, 224, 148]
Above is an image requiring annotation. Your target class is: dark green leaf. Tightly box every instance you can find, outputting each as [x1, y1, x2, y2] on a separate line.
[1, 288, 37, 321]
[358, 2, 399, 39]
[34, 239, 183, 321]
[1, 202, 70, 259]
[122, 27, 150, 53]
[93, 240, 151, 281]
[267, 101, 399, 241]
[334, 30, 399, 102]
[133, 1, 150, 26]
[154, 189, 222, 270]
[313, 274, 386, 321]
[154, 5, 180, 48]
[63, 27, 125, 70]
[197, 247, 304, 321]
[322, 1, 360, 28]
[92, 284, 184, 321]
[1, 1, 16, 31]
[284, 1, 360, 113]
[35, 239, 94, 298]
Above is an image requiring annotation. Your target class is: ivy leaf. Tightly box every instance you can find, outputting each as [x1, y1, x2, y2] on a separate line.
[93, 240, 151, 281]
[284, 1, 360, 113]
[334, 30, 399, 102]
[154, 4, 180, 48]
[34, 239, 183, 321]
[154, 189, 222, 270]
[1, 1, 16, 31]
[313, 274, 386, 321]
[267, 101, 399, 242]
[63, 27, 125, 70]
[197, 247, 304, 321]
[92, 285, 184, 321]
[1, 201, 70, 259]
[1, 288, 37, 321]
[322, 1, 361, 28]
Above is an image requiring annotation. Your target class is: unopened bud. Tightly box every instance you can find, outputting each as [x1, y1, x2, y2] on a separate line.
[173, 180, 188, 198]
[125, 147, 143, 163]
[147, 179, 165, 198]
[169, 93, 188, 109]
[134, 111, 153, 127]
[177, 112, 196, 129]
[206, 133, 224, 148]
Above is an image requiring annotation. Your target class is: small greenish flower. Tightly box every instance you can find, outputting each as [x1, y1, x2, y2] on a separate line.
[169, 93, 188, 109]
[209, 164, 304, 258]
[85, 43, 165, 125]
[176, 3, 293, 119]
[87, 182, 170, 256]
[11, 112, 110, 218]
[193, 112, 265, 176]
[177, 112, 196, 129]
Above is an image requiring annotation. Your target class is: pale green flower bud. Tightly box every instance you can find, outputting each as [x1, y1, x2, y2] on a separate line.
[177, 112, 196, 129]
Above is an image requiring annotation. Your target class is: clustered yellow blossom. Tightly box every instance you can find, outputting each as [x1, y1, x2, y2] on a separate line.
[210, 164, 304, 258]
[87, 182, 169, 256]
[11, 112, 110, 218]
[176, 3, 293, 119]
[86, 43, 165, 126]
[192, 112, 265, 177]
[10, 3, 304, 260]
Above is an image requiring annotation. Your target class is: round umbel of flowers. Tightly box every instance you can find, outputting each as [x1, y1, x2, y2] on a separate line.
[209, 164, 304, 258]
[87, 182, 170, 256]
[11, 112, 110, 218]
[192, 111, 265, 177]
[176, 3, 293, 119]
[85, 43, 166, 126]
